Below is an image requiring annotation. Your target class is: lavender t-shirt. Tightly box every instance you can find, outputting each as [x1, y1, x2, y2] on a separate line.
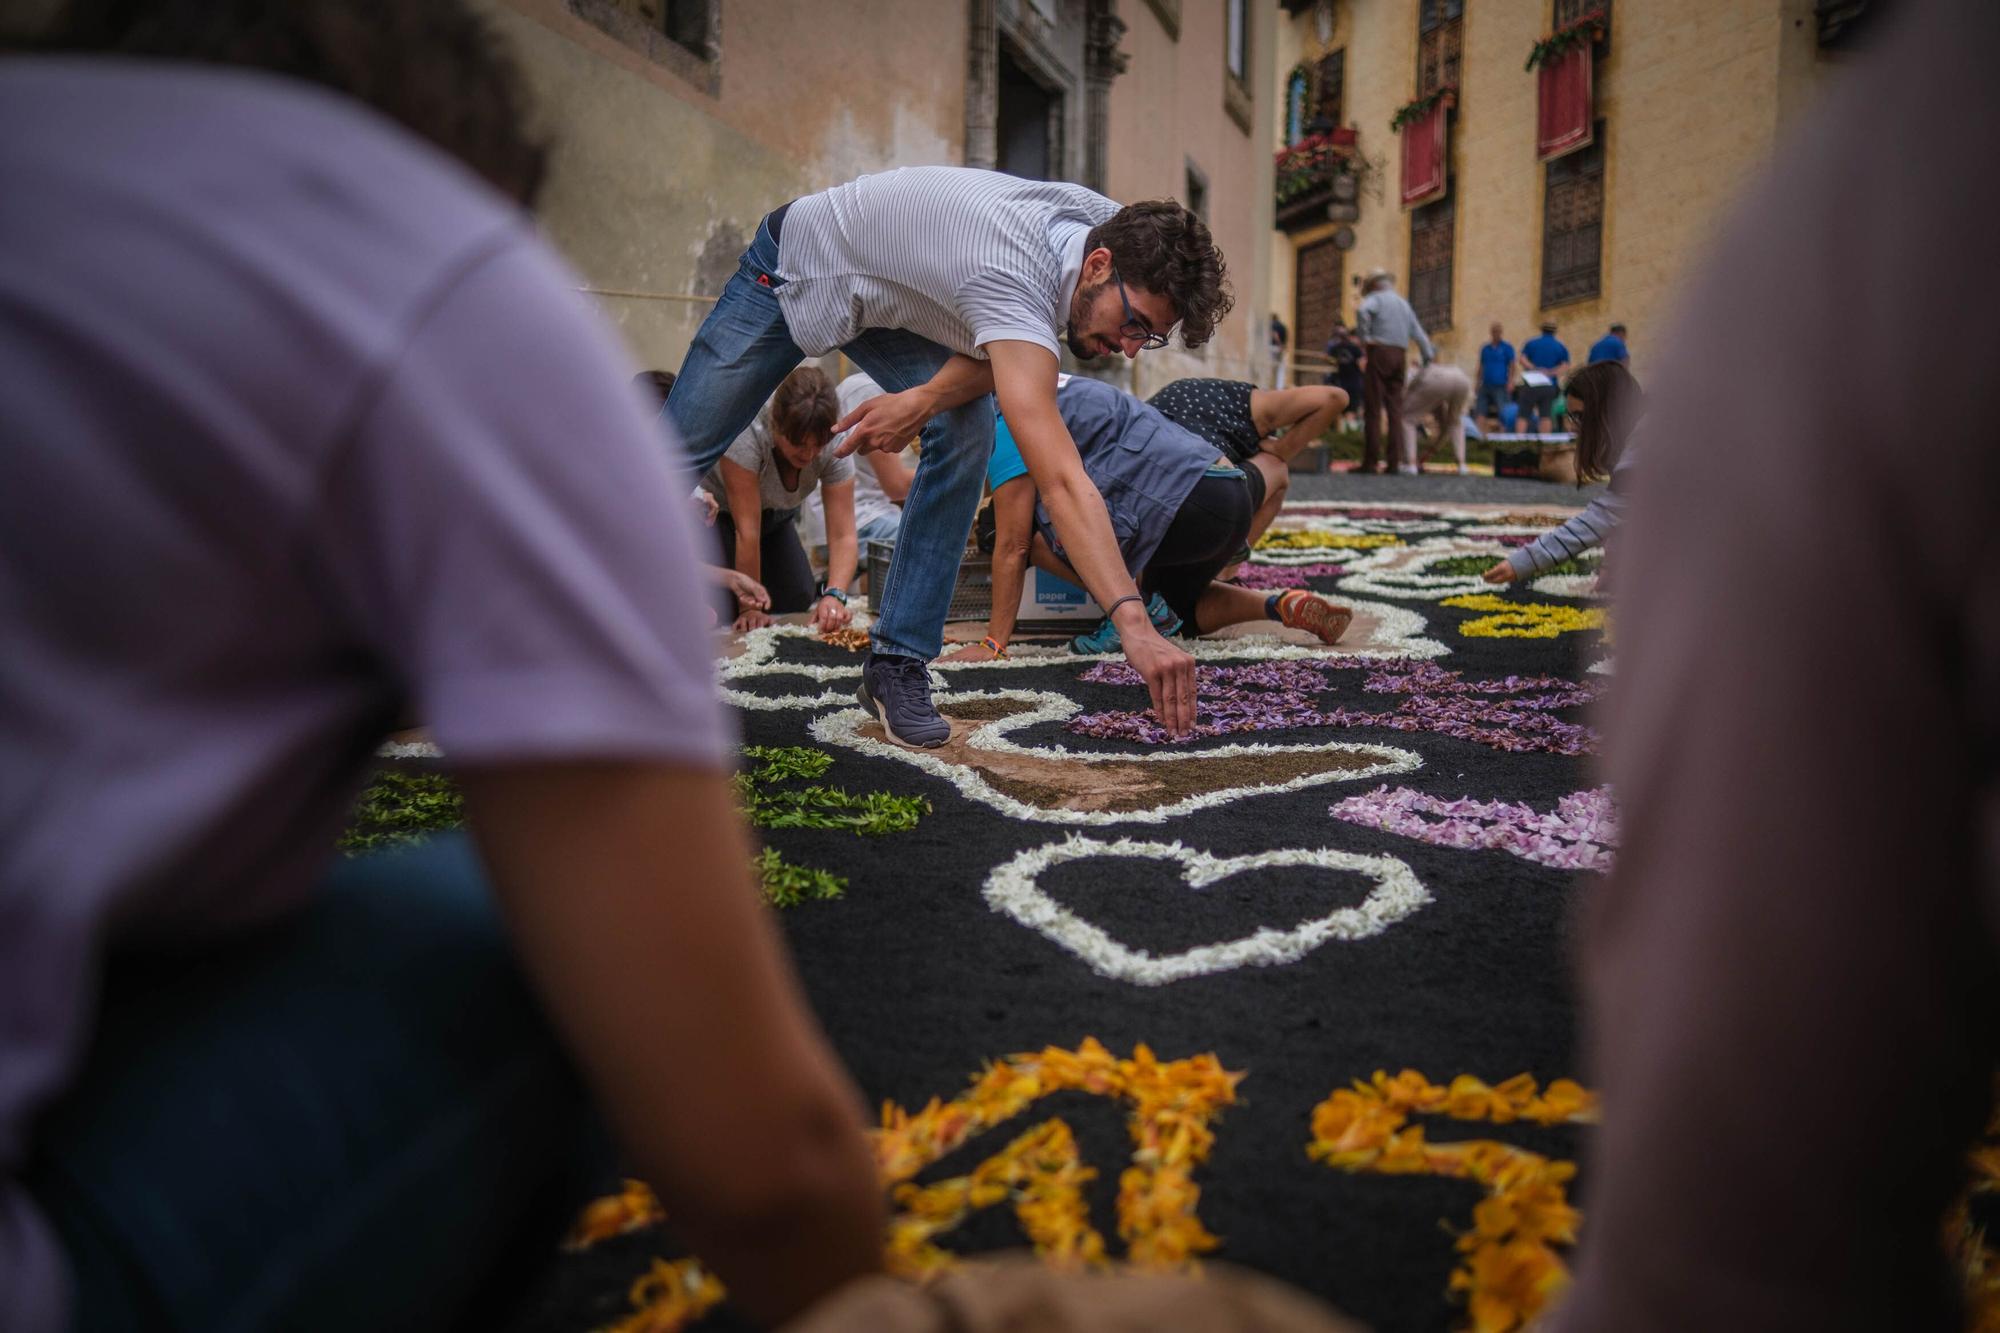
[0, 60, 733, 1330]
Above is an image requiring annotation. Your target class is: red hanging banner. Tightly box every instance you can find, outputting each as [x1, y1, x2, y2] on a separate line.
[1536, 42, 1594, 161]
[1398, 95, 1451, 210]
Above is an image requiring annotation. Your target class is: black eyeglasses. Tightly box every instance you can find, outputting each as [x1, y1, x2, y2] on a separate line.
[1112, 270, 1171, 351]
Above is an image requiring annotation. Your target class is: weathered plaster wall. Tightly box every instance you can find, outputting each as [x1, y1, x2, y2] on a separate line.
[488, 0, 966, 372]
[1107, 0, 1275, 395]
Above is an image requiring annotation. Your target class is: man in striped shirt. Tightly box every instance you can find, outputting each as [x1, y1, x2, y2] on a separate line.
[663, 166, 1233, 747]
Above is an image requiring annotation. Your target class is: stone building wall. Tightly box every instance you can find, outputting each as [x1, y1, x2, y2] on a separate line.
[1270, 0, 1849, 382]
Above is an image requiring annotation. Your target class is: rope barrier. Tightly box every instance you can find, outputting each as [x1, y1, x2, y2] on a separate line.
[576, 287, 719, 305]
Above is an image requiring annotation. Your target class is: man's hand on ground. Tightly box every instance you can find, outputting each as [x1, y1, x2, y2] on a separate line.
[734, 606, 775, 633]
[832, 389, 930, 458]
[1121, 620, 1196, 737]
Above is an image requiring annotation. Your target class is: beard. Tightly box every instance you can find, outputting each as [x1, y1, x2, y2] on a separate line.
[1063, 278, 1110, 359]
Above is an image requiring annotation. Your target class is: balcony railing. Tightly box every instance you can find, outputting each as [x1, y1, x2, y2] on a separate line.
[1274, 128, 1361, 230]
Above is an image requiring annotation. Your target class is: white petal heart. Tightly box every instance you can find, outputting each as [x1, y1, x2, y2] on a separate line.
[984, 836, 1431, 987]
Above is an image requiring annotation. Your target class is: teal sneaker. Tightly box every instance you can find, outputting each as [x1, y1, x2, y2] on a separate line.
[1069, 593, 1181, 654]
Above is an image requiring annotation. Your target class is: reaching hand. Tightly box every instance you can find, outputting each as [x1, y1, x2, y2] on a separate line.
[692, 488, 720, 527]
[809, 596, 852, 632]
[831, 389, 929, 459]
[940, 640, 1001, 663]
[733, 606, 775, 633]
[1121, 621, 1196, 738]
[722, 569, 770, 609]
[1481, 560, 1517, 585]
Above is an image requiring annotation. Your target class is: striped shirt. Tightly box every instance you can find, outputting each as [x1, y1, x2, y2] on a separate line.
[774, 166, 1120, 359]
[1356, 287, 1434, 360]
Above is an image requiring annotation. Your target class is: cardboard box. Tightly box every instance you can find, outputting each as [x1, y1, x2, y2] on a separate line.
[1017, 568, 1103, 624]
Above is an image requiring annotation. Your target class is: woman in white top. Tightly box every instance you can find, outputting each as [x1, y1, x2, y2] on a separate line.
[701, 367, 858, 632]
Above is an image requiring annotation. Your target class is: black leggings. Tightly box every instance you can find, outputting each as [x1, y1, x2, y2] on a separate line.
[1141, 472, 1253, 636]
[715, 507, 816, 612]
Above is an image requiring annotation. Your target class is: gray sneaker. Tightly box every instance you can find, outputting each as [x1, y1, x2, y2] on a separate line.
[858, 651, 951, 748]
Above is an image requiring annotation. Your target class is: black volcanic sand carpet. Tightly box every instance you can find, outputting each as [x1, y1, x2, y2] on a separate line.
[522, 502, 1619, 1333]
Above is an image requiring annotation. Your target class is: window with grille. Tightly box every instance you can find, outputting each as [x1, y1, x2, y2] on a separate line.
[1409, 190, 1455, 332]
[1315, 49, 1344, 128]
[1185, 160, 1210, 221]
[1226, 0, 1248, 82]
[1553, 0, 1607, 27]
[1417, 0, 1464, 96]
[1285, 67, 1310, 142]
[1541, 122, 1605, 307]
[662, 0, 713, 59]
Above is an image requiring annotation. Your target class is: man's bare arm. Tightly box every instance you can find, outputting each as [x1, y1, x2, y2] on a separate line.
[867, 452, 914, 505]
[457, 762, 885, 1327]
[988, 340, 1194, 734]
[981, 479, 1035, 652]
[1254, 385, 1346, 462]
[833, 354, 995, 459]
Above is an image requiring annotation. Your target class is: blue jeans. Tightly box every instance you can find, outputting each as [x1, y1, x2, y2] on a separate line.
[1474, 381, 1509, 420]
[21, 834, 599, 1333]
[664, 214, 995, 660]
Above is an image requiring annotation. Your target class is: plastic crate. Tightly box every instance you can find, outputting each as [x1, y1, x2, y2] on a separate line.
[1488, 434, 1577, 483]
[866, 538, 1106, 630]
[1286, 442, 1332, 474]
[866, 538, 994, 622]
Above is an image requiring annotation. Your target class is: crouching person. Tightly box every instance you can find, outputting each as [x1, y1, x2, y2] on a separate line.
[950, 377, 1351, 663]
[1145, 377, 1347, 550]
[702, 367, 858, 633]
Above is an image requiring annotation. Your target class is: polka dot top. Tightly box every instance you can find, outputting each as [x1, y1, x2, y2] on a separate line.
[1146, 377, 1261, 466]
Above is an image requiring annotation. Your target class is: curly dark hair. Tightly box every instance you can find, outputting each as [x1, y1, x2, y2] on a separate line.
[28, 0, 548, 206]
[1085, 200, 1234, 349]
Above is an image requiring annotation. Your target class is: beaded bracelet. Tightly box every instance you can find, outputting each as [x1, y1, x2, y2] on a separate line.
[978, 636, 1008, 659]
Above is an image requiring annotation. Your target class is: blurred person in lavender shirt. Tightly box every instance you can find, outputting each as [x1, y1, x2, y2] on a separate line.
[1553, 1, 2000, 1328]
[0, 3, 881, 1330]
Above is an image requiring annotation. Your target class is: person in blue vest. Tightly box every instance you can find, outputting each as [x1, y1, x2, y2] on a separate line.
[1476, 322, 1516, 432]
[1588, 322, 1630, 365]
[1517, 321, 1572, 435]
[947, 377, 1353, 661]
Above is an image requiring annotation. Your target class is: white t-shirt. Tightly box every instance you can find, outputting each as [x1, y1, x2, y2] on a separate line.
[700, 408, 856, 520]
[774, 166, 1119, 359]
[802, 373, 904, 547]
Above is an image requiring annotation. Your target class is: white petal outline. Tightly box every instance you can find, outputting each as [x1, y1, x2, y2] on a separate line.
[721, 603, 1446, 713]
[810, 690, 1422, 826]
[983, 835, 1431, 986]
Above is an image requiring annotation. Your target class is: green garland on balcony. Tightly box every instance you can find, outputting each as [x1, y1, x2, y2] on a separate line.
[1274, 132, 1356, 206]
[1389, 85, 1455, 132]
[1524, 10, 1606, 72]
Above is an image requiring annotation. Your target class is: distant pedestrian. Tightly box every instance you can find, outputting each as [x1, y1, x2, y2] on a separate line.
[1587, 322, 1630, 365]
[1354, 268, 1432, 473]
[1475, 322, 1515, 431]
[1323, 321, 1365, 429]
[1269, 313, 1290, 388]
[1399, 362, 1474, 475]
[1517, 320, 1571, 434]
